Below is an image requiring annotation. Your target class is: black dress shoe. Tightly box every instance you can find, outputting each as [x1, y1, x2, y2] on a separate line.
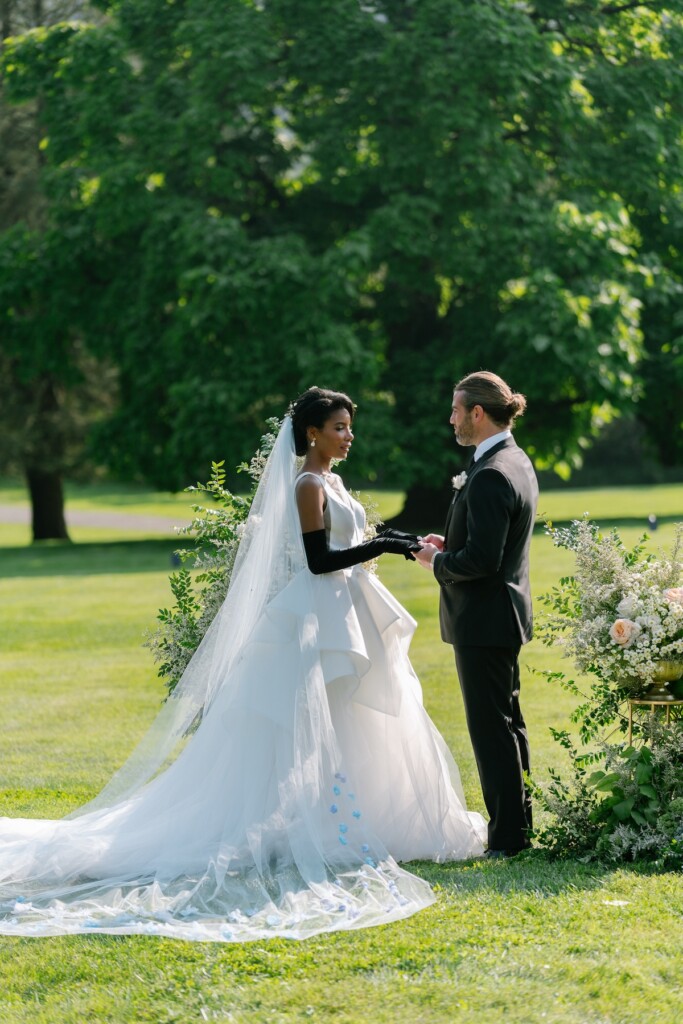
[484, 848, 524, 859]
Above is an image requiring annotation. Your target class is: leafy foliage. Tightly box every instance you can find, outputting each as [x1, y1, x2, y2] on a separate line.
[533, 723, 683, 865]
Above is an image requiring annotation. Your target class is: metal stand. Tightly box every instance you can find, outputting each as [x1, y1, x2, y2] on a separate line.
[627, 698, 683, 745]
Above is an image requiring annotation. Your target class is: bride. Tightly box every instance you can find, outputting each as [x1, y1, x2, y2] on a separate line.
[0, 387, 485, 942]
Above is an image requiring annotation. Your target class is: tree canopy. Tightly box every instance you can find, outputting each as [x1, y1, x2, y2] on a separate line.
[2, 0, 682, 524]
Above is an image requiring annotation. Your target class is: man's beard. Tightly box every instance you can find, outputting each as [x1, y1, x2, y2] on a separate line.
[455, 415, 475, 446]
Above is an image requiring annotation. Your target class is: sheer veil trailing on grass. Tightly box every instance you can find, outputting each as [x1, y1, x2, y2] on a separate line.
[0, 416, 485, 941]
[70, 415, 315, 815]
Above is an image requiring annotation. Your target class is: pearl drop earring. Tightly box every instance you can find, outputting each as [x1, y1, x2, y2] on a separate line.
[310, 439, 316, 448]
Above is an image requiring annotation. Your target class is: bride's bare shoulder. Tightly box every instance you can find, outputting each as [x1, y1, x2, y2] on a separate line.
[295, 471, 325, 490]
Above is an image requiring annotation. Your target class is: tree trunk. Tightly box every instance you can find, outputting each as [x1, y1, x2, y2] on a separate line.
[26, 467, 71, 541]
[1, 0, 11, 41]
[384, 481, 455, 533]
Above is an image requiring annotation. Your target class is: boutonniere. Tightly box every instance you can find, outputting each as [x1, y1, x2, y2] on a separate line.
[452, 472, 468, 491]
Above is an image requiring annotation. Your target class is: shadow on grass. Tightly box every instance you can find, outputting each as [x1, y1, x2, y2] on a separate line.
[0, 539, 180, 578]
[406, 851, 673, 897]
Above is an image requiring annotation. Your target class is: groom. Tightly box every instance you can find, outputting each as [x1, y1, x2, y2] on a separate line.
[415, 371, 539, 857]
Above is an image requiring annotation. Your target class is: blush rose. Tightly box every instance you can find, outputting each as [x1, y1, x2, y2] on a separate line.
[609, 618, 641, 648]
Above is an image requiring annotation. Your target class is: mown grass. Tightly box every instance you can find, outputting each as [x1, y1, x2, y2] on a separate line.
[1, 483, 682, 1023]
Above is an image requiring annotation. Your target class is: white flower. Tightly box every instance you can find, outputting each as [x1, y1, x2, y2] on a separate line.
[617, 594, 639, 618]
[452, 472, 468, 491]
[636, 614, 662, 632]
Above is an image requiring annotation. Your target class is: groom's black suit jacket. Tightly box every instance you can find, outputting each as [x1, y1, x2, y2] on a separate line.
[434, 437, 539, 648]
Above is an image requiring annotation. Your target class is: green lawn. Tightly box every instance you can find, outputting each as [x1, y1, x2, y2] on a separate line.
[0, 484, 682, 1023]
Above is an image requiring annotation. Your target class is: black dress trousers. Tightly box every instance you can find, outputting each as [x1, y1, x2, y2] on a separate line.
[454, 644, 532, 851]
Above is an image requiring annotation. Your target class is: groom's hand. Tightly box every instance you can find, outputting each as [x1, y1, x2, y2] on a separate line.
[415, 543, 440, 569]
[421, 533, 445, 551]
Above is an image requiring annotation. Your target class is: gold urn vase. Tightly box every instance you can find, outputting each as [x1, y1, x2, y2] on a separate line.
[641, 660, 683, 701]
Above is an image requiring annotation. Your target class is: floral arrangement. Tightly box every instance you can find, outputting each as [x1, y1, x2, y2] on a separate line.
[540, 518, 683, 703]
[532, 518, 683, 863]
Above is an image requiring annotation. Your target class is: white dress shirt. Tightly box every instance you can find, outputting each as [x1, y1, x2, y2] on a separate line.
[473, 429, 511, 462]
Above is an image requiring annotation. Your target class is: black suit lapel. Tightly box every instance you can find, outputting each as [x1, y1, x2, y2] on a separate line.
[444, 495, 456, 538]
[443, 438, 515, 537]
[444, 455, 474, 536]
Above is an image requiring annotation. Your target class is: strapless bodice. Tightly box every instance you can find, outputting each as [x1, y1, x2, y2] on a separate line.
[321, 473, 366, 550]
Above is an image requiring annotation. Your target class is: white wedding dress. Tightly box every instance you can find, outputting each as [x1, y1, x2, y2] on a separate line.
[0, 420, 485, 942]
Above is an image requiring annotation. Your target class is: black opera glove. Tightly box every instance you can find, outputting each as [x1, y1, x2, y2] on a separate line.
[302, 529, 420, 575]
[376, 525, 421, 545]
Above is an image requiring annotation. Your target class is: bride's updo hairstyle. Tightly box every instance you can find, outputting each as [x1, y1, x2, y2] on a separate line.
[289, 386, 355, 456]
[455, 370, 527, 428]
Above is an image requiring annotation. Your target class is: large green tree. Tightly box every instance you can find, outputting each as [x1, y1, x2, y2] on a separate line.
[2, 1, 682, 523]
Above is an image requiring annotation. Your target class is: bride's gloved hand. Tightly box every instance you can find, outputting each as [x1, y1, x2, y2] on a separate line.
[376, 525, 421, 544]
[302, 529, 422, 575]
